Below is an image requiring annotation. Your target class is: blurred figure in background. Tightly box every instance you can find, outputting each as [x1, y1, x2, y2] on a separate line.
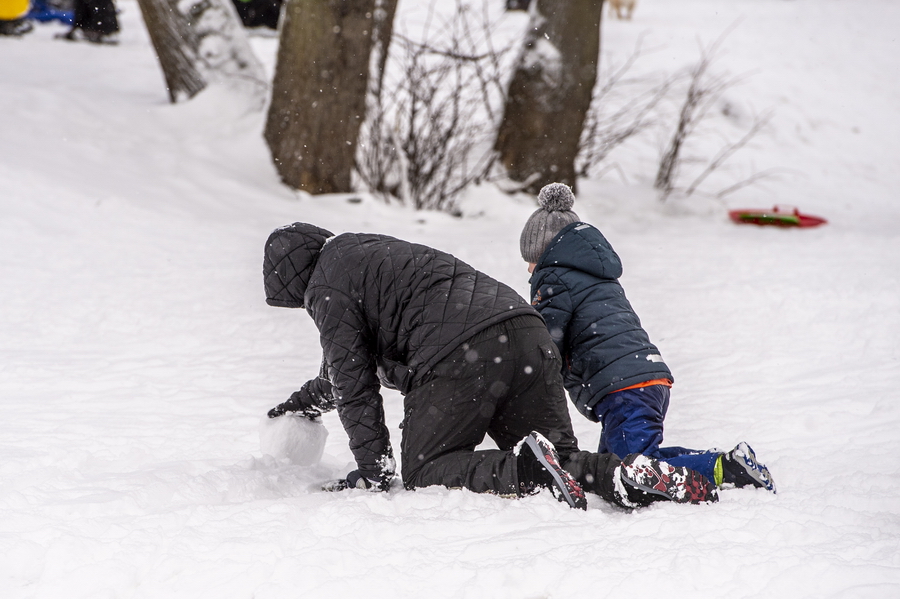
[28, 0, 74, 26]
[231, 0, 281, 31]
[0, 0, 33, 36]
[56, 0, 117, 44]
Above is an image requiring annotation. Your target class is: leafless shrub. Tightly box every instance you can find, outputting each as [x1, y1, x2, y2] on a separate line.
[654, 30, 776, 202]
[682, 109, 774, 197]
[355, 0, 512, 213]
[577, 37, 673, 180]
[711, 166, 797, 200]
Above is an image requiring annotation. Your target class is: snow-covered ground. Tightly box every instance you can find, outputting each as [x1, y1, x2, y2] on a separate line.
[2, 0, 899, 597]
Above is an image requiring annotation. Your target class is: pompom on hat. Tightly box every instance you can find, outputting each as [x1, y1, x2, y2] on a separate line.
[520, 183, 581, 263]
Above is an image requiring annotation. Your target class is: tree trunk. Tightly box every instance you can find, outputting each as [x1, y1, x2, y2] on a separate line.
[264, 0, 398, 194]
[137, 0, 266, 103]
[494, 0, 603, 194]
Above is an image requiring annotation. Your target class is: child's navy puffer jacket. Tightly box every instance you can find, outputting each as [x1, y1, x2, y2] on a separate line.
[529, 222, 672, 422]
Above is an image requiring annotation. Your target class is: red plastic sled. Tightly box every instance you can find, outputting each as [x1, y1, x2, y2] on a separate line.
[728, 205, 827, 228]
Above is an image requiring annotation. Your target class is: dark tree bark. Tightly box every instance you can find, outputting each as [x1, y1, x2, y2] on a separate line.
[137, 0, 204, 101]
[494, 0, 603, 194]
[137, 0, 265, 104]
[264, 0, 398, 194]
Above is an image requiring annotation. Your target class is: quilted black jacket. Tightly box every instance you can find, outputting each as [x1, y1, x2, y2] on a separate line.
[263, 223, 537, 484]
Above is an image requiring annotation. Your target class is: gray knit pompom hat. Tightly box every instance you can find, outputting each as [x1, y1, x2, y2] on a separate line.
[519, 183, 581, 263]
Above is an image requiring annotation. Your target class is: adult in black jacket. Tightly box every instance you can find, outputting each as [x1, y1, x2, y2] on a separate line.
[263, 223, 718, 509]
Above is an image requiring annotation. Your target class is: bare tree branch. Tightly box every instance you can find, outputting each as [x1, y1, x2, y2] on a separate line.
[684, 108, 774, 197]
[655, 24, 761, 201]
[714, 167, 798, 199]
[355, 0, 511, 212]
[577, 36, 675, 178]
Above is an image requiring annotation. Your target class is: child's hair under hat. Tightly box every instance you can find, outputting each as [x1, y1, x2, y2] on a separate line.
[519, 183, 581, 263]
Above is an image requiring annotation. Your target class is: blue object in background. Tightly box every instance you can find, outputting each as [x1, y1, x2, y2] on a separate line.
[28, 0, 73, 24]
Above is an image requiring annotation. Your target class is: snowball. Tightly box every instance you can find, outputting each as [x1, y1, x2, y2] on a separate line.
[259, 415, 328, 466]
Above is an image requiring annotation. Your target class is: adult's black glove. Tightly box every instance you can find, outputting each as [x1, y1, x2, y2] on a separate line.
[321, 470, 389, 492]
[267, 390, 322, 420]
[268, 376, 335, 419]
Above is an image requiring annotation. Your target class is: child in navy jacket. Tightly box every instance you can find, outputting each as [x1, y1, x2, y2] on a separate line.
[520, 183, 775, 492]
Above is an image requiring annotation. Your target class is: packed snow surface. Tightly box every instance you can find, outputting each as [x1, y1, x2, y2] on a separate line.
[1, 0, 899, 597]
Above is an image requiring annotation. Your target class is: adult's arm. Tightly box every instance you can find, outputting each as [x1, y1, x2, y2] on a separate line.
[310, 289, 396, 488]
[267, 358, 336, 419]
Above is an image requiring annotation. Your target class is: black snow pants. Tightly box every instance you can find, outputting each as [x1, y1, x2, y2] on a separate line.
[74, 0, 118, 35]
[400, 314, 622, 503]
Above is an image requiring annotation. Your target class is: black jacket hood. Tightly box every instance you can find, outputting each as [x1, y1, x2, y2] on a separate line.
[263, 222, 334, 308]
